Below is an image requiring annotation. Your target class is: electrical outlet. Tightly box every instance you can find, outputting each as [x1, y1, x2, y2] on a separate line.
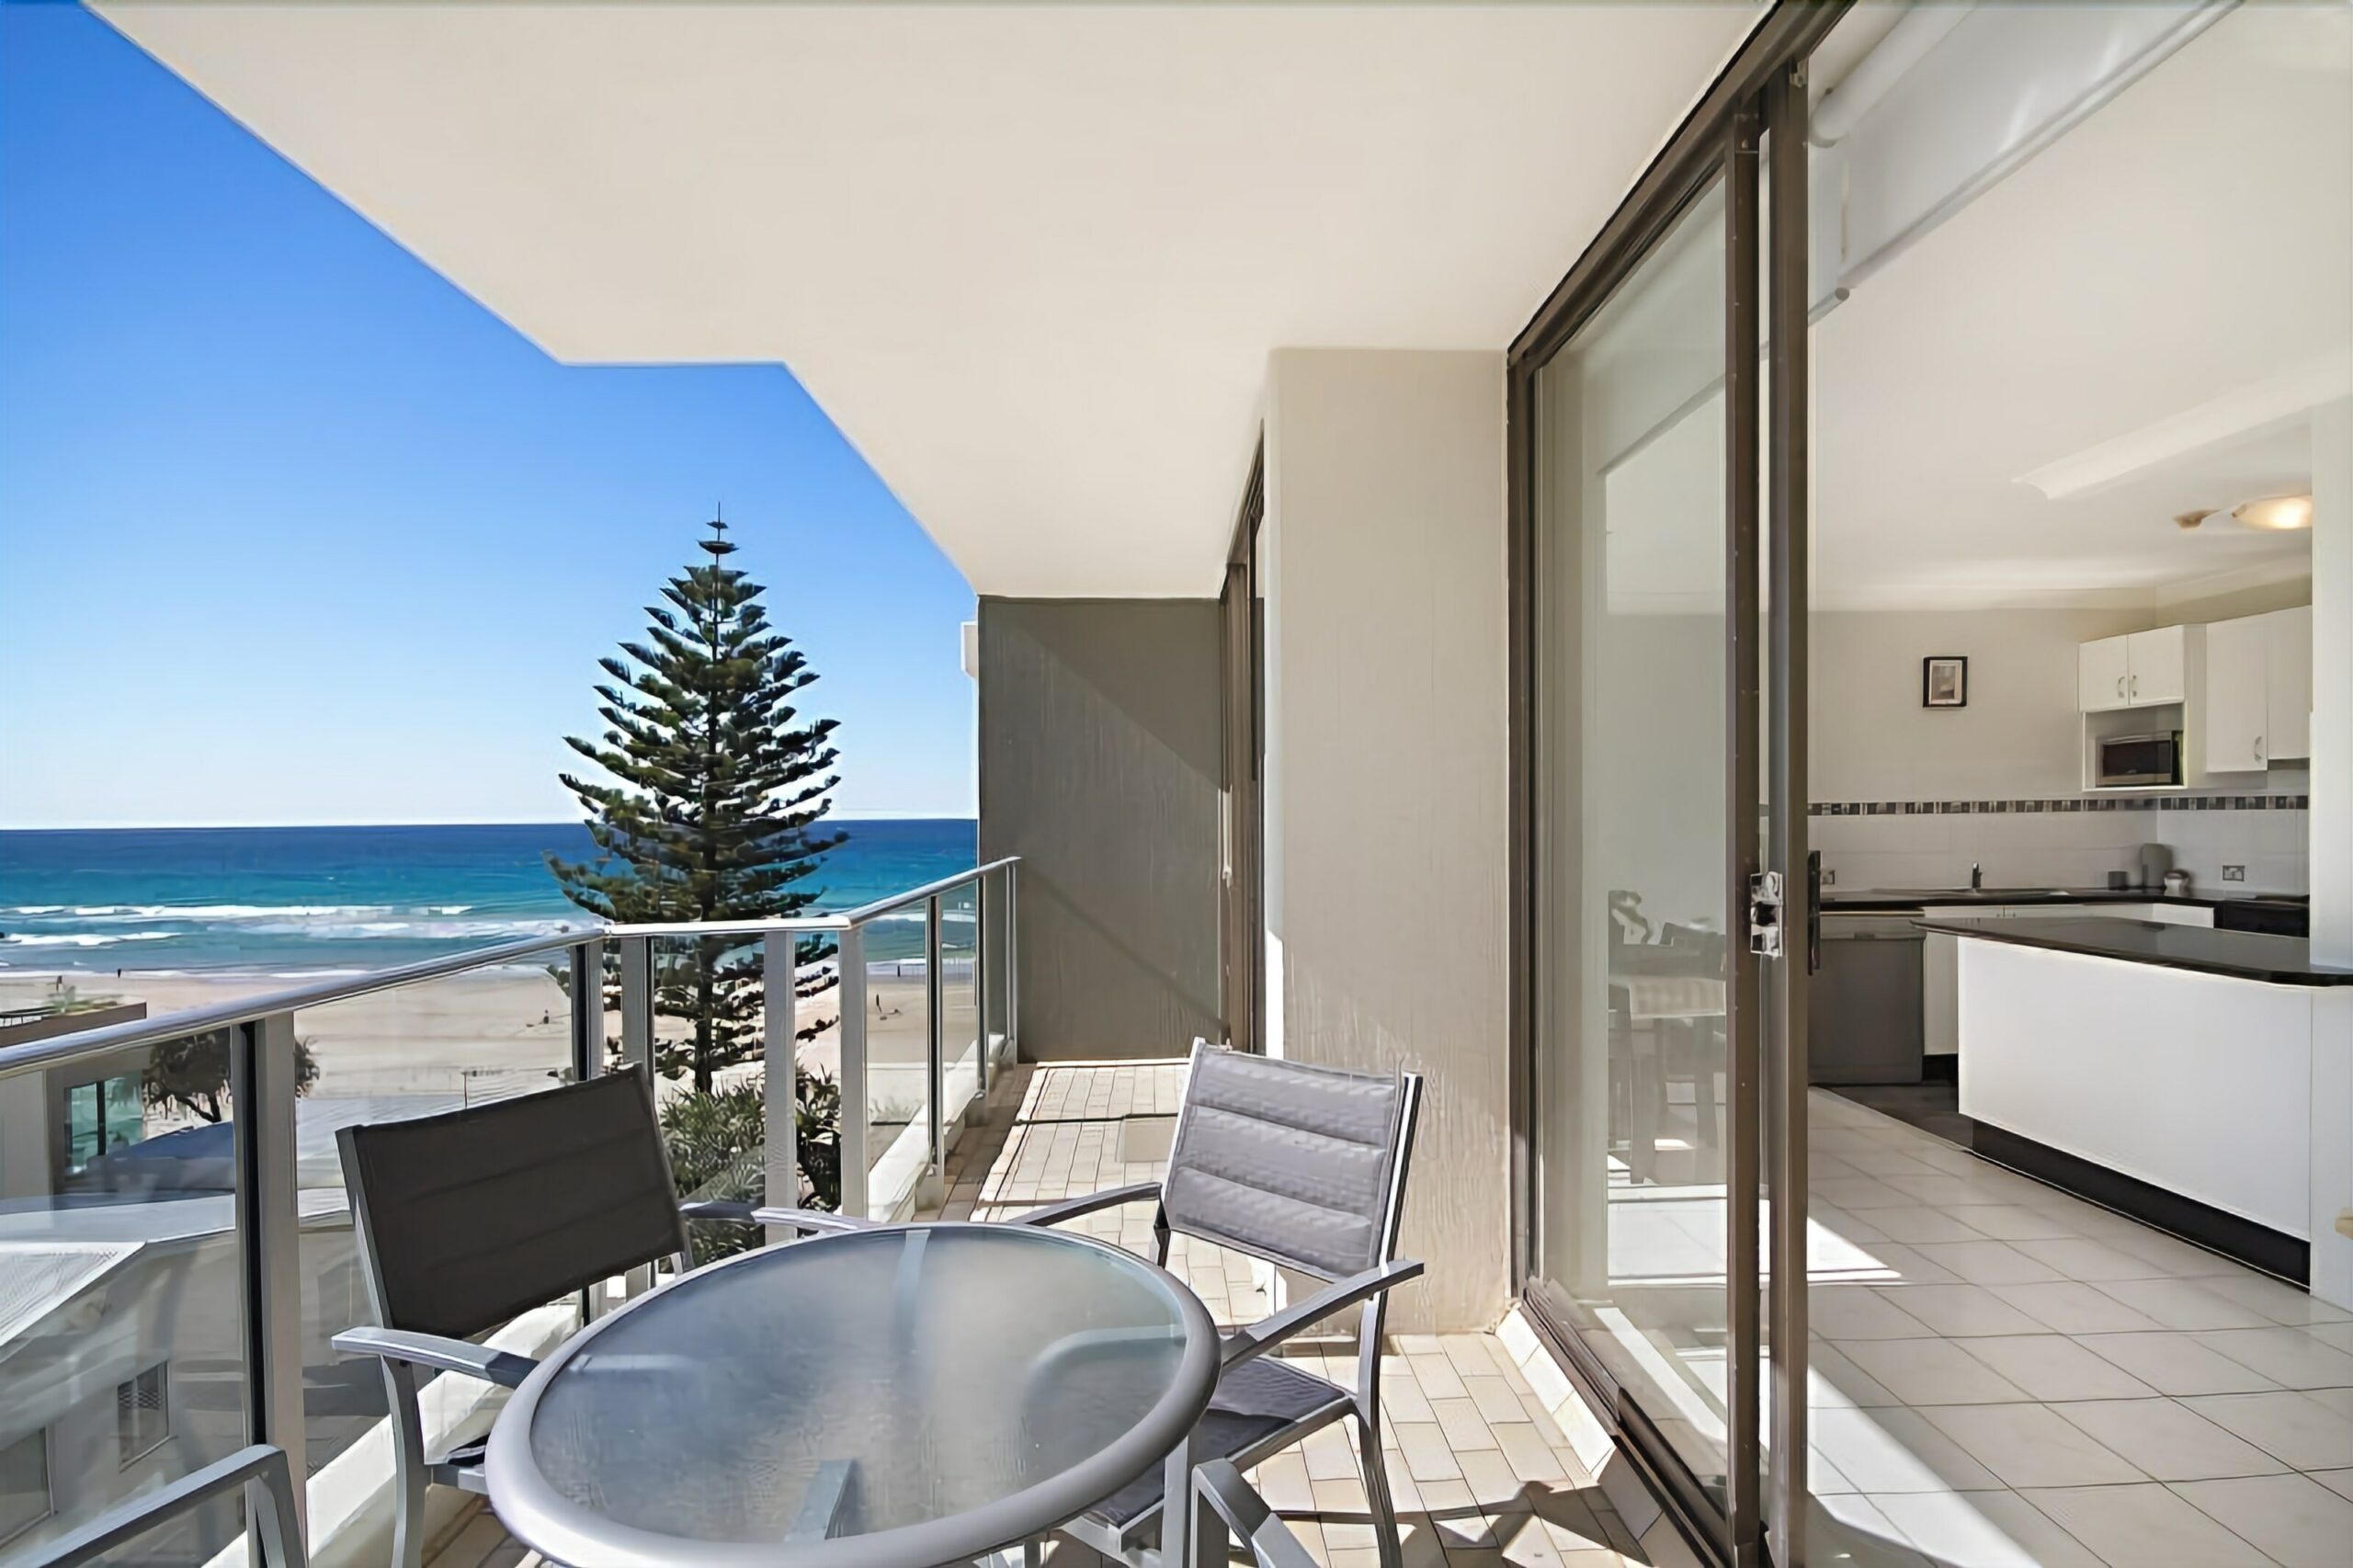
[2222, 864, 2245, 881]
[1821, 868, 1836, 886]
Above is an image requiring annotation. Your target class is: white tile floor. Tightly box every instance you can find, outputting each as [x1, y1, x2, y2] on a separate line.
[1799, 1088, 2353, 1568]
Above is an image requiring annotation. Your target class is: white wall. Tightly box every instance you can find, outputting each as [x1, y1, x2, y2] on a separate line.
[1811, 599, 2312, 894]
[1263, 347, 1509, 1332]
[1812, 608, 2143, 802]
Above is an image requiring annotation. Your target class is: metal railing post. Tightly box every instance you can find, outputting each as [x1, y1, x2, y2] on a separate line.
[617, 937, 655, 1298]
[972, 876, 990, 1099]
[924, 893, 946, 1203]
[619, 936, 653, 1074]
[570, 940, 610, 1321]
[1006, 860, 1021, 1061]
[570, 938, 606, 1082]
[836, 924, 869, 1220]
[762, 930, 801, 1241]
[231, 1011, 308, 1555]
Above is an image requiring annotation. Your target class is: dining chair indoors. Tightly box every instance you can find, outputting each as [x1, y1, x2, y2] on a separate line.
[330, 1070, 764, 1568]
[1008, 1041, 1425, 1568]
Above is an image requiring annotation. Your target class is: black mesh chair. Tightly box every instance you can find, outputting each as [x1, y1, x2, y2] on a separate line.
[20, 1443, 306, 1568]
[1009, 1042, 1424, 1568]
[331, 1070, 764, 1568]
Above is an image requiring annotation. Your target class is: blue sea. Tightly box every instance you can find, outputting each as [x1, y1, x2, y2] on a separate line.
[0, 820, 976, 977]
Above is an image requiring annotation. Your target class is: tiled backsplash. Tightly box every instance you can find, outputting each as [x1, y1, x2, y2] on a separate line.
[1810, 795, 2310, 896]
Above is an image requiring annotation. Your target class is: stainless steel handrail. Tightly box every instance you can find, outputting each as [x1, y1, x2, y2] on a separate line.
[0, 927, 595, 1078]
[0, 859, 1017, 1081]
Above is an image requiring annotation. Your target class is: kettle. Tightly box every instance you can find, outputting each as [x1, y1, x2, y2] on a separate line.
[2163, 869, 2191, 898]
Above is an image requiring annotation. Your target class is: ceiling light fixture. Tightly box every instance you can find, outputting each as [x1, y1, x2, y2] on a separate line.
[2231, 494, 2313, 531]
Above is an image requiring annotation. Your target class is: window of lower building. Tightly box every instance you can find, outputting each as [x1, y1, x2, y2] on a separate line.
[63, 1073, 145, 1177]
[0, 1428, 51, 1547]
[117, 1362, 169, 1469]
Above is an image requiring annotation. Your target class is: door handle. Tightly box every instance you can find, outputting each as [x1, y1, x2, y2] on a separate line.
[2256, 735, 2266, 764]
[1807, 851, 1823, 974]
[2130, 674, 2139, 699]
[2116, 676, 2125, 699]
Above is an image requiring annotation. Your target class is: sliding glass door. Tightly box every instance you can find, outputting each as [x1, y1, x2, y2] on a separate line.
[1525, 155, 1760, 1549]
[1514, 32, 1820, 1567]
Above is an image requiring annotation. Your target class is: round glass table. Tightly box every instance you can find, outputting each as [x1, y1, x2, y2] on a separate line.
[484, 1221, 1219, 1568]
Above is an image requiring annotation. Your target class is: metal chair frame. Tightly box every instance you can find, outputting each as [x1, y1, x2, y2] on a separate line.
[20, 1443, 307, 1568]
[332, 1072, 760, 1568]
[982, 1043, 1425, 1568]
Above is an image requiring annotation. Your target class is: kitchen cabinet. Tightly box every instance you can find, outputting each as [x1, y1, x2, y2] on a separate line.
[2200, 606, 2313, 770]
[2268, 604, 2313, 761]
[2078, 635, 2131, 711]
[2203, 613, 2268, 773]
[2078, 625, 2186, 711]
[2125, 625, 2186, 705]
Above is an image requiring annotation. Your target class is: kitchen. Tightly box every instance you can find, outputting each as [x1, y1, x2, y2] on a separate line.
[1788, 2, 2350, 1328]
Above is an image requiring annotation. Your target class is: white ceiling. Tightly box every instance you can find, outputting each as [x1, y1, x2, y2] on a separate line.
[1810, 3, 2348, 609]
[95, 2, 1762, 598]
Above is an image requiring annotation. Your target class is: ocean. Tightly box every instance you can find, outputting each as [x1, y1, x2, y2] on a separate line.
[0, 820, 977, 977]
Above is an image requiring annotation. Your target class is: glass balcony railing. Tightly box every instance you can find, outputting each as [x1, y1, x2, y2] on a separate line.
[0, 858, 1017, 1566]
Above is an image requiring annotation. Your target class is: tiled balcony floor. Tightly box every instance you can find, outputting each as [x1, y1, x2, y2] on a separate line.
[427, 1061, 1698, 1568]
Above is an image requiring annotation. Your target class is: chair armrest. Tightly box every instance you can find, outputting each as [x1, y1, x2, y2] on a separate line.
[752, 1205, 879, 1236]
[678, 1198, 757, 1223]
[23, 1444, 304, 1568]
[1195, 1459, 1319, 1568]
[1005, 1180, 1163, 1228]
[1221, 1258, 1425, 1370]
[331, 1325, 539, 1389]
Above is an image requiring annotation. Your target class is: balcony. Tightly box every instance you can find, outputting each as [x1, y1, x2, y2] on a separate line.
[0, 862, 1683, 1568]
[420, 1060, 1680, 1568]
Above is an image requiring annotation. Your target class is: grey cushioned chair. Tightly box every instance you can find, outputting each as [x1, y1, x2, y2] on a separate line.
[1011, 1042, 1424, 1568]
[331, 1070, 766, 1568]
[22, 1443, 306, 1568]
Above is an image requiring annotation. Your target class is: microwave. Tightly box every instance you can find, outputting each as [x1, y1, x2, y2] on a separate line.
[2096, 731, 2182, 789]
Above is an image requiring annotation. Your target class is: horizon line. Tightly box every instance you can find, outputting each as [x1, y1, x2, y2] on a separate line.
[0, 812, 977, 834]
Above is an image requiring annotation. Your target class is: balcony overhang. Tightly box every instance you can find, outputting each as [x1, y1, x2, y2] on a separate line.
[93, 2, 1757, 597]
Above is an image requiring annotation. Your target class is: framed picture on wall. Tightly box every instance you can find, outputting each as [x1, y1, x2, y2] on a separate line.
[1923, 655, 1968, 708]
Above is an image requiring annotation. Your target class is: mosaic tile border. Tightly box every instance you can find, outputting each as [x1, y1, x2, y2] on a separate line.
[1811, 795, 2308, 816]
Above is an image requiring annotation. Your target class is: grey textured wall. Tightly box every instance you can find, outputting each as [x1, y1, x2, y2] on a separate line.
[977, 598, 1224, 1059]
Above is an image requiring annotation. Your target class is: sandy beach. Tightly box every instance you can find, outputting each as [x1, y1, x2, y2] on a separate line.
[0, 963, 954, 1108]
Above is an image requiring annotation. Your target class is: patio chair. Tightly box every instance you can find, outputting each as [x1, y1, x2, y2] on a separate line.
[1009, 1042, 1424, 1568]
[330, 1070, 771, 1568]
[22, 1443, 306, 1568]
[1195, 1460, 1321, 1568]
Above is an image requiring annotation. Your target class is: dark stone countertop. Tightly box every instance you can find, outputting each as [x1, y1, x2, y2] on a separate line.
[1912, 915, 2353, 987]
[1824, 887, 2302, 912]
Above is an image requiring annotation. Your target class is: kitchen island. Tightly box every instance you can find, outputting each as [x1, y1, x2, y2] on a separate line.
[1919, 915, 2353, 1282]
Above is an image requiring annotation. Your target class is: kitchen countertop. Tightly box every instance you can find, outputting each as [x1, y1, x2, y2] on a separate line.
[1824, 886, 2300, 912]
[1912, 915, 2353, 987]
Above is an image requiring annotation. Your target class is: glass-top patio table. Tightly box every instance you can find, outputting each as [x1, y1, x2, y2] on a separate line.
[484, 1221, 1221, 1568]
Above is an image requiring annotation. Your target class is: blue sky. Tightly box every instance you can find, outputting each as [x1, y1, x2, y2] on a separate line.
[0, 3, 977, 828]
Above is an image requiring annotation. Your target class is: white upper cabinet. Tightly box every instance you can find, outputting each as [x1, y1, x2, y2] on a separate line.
[2203, 614, 2268, 773]
[2197, 606, 2313, 772]
[2267, 604, 2313, 761]
[2078, 625, 2185, 711]
[2125, 625, 2185, 706]
[2078, 634, 2131, 711]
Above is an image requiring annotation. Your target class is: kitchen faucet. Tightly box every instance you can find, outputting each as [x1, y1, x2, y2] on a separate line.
[1971, 861, 1983, 890]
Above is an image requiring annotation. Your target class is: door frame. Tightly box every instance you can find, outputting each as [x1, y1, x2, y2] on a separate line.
[1505, 6, 1842, 1564]
[1220, 441, 1267, 1053]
